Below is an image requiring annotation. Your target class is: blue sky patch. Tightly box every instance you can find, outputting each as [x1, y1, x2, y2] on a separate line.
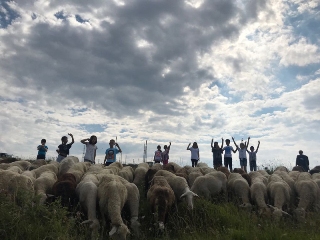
[79, 124, 106, 133]
[0, 1, 19, 28]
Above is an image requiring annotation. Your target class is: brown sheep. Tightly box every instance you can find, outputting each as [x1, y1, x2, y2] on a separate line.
[217, 166, 230, 178]
[292, 166, 305, 172]
[51, 173, 78, 208]
[147, 176, 175, 230]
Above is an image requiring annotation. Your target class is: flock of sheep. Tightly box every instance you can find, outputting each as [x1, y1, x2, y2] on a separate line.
[1, 157, 320, 240]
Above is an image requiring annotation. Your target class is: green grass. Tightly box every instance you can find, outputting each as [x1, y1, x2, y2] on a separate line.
[2, 188, 320, 240]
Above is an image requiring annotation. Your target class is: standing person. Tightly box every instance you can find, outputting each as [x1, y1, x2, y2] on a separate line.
[154, 145, 162, 164]
[37, 139, 48, 160]
[295, 150, 309, 172]
[104, 139, 122, 166]
[222, 139, 236, 172]
[56, 133, 74, 163]
[187, 142, 200, 167]
[80, 135, 98, 164]
[232, 136, 249, 173]
[161, 142, 171, 165]
[211, 138, 223, 169]
[247, 140, 260, 172]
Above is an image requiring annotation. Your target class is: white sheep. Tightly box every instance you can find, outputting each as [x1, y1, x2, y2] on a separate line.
[164, 162, 182, 172]
[133, 163, 149, 188]
[196, 162, 209, 168]
[154, 170, 198, 210]
[227, 173, 251, 210]
[293, 172, 320, 221]
[188, 171, 203, 187]
[151, 163, 163, 171]
[34, 170, 57, 204]
[97, 174, 130, 240]
[7, 166, 23, 174]
[10, 160, 32, 171]
[311, 173, 320, 189]
[33, 163, 59, 178]
[191, 171, 227, 201]
[249, 171, 270, 216]
[58, 156, 80, 176]
[105, 161, 124, 175]
[267, 174, 292, 220]
[118, 166, 134, 183]
[65, 162, 91, 183]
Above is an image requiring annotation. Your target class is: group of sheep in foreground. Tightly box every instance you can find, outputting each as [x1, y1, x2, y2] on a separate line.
[1, 158, 320, 239]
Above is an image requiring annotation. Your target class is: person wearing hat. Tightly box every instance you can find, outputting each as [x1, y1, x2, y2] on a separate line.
[154, 145, 163, 163]
[295, 150, 309, 172]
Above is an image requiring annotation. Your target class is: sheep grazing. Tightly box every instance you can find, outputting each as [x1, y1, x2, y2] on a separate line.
[227, 173, 251, 210]
[98, 174, 130, 240]
[105, 161, 124, 175]
[151, 163, 163, 171]
[196, 162, 209, 168]
[175, 167, 189, 180]
[118, 166, 134, 183]
[187, 168, 203, 187]
[163, 162, 182, 173]
[7, 166, 23, 174]
[257, 170, 270, 179]
[154, 170, 198, 210]
[0, 163, 10, 170]
[201, 167, 217, 175]
[274, 166, 289, 172]
[147, 176, 175, 230]
[118, 176, 141, 235]
[76, 172, 101, 238]
[0, 169, 34, 199]
[311, 173, 320, 189]
[249, 171, 270, 216]
[28, 159, 47, 170]
[267, 174, 292, 220]
[191, 171, 227, 202]
[34, 171, 57, 204]
[293, 172, 320, 222]
[309, 166, 320, 175]
[133, 163, 149, 188]
[145, 169, 159, 194]
[292, 166, 305, 172]
[51, 173, 78, 208]
[66, 162, 91, 184]
[33, 163, 59, 178]
[58, 156, 80, 177]
[10, 160, 32, 171]
[217, 166, 231, 178]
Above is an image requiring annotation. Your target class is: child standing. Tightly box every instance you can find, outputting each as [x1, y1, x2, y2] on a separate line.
[37, 139, 48, 160]
[104, 139, 122, 166]
[247, 139, 260, 172]
[154, 145, 163, 164]
[161, 142, 171, 165]
[211, 138, 223, 169]
[81, 135, 98, 164]
[232, 137, 249, 173]
[56, 133, 74, 163]
[222, 139, 237, 172]
[187, 142, 199, 167]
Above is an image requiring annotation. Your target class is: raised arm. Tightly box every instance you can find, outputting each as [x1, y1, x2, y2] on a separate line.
[187, 143, 191, 150]
[232, 137, 238, 149]
[68, 133, 74, 144]
[221, 138, 224, 149]
[256, 141, 260, 153]
[116, 143, 122, 153]
[211, 139, 213, 148]
[246, 137, 250, 148]
[168, 142, 171, 150]
[80, 138, 90, 144]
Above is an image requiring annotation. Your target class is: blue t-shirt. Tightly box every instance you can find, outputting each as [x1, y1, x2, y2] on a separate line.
[105, 148, 119, 162]
[38, 145, 48, 156]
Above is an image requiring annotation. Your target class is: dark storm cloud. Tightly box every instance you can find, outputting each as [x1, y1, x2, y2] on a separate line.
[0, 0, 269, 117]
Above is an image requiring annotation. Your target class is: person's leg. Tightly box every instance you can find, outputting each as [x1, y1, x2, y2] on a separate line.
[224, 158, 228, 168]
[244, 159, 247, 173]
[253, 161, 257, 171]
[191, 159, 195, 167]
[229, 158, 233, 172]
[195, 160, 198, 167]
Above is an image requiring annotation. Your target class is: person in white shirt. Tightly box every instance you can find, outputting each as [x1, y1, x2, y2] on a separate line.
[232, 137, 250, 173]
[222, 139, 237, 172]
[80, 135, 98, 164]
[187, 142, 200, 167]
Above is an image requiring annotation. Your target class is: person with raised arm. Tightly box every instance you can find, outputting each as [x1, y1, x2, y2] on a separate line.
[187, 142, 199, 167]
[246, 140, 260, 172]
[56, 133, 74, 163]
[211, 138, 223, 169]
[80, 135, 98, 164]
[232, 136, 249, 173]
[104, 139, 122, 166]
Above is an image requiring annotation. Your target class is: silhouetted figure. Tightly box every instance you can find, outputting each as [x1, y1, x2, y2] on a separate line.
[295, 150, 309, 172]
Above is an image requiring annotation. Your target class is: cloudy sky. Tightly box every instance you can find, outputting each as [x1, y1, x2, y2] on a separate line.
[1, 0, 319, 168]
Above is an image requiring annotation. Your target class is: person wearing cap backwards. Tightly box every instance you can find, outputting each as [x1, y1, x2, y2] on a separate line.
[295, 150, 309, 172]
[154, 145, 163, 164]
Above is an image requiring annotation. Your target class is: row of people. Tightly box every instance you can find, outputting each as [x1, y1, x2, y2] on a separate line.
[37, 134, 122, 166]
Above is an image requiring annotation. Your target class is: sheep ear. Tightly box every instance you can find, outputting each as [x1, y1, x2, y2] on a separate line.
[109, 226, 118, 236]
[180, 192, 187, 199]
[81, 220, 93, 225]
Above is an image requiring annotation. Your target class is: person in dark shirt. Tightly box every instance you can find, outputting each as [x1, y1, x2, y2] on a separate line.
[211, 138, 223, 169]
[56, 133, 74, 163]
[295, 150, 309, 172]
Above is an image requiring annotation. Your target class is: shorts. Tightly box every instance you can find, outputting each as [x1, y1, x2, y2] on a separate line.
[37, 154, 46, 160]
[240, 158, 247, 167]
[84, 159, 95, 164]
[56, 155, 66, 163]
[213, 158, 222, 166]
